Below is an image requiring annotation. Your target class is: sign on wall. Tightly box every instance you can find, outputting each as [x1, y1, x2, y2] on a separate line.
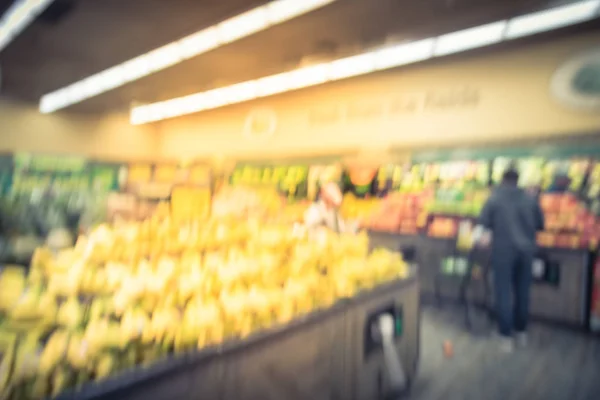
[11, 153, 120, 193]
[307, 86, 480, 127]
[551, 47, 600, 112]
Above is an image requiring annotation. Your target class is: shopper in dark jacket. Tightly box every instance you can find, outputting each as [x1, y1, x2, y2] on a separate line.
[478, 168, 545, 352]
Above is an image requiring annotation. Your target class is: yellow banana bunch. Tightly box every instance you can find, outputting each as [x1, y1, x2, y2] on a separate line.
[57, 297, 84, 329]
[13, 331, 43, 382]
[120, 309, 149, 344]
[38, 330, 70, 375]
[66, 333, 89, 370]
[149, 308, 180, 343]
[9, 286, 43, 322]
[94, 353, 117, 381]
[0, 266, 26, 305]
[51, 366, 70, 398]
[0, 331, 17, 394]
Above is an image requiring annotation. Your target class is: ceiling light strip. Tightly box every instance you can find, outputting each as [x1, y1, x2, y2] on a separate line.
[38, 0, 336, 114]
[505, 0, 600, 39]
[433, 21, 506, 56]
[130, 0, 600, 125]
[0, 0, 55, 53]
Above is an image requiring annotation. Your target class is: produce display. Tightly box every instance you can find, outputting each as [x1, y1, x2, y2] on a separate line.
[229, 164, 310, 201]
[537, 193, 600, 249]
[339, 194, 381, 222]
[362, 193, 431, 234]
[0, 211, 409, 399]
[211, 185, 284, 219]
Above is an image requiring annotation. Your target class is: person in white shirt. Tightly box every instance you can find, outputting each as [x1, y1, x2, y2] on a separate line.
[304, 182, 354, 233]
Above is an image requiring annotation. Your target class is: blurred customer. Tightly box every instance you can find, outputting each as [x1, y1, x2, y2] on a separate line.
[304, 182, 355, 233]
[476, 168, 545, 352]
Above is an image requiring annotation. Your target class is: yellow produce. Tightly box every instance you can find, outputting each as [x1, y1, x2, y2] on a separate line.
[9, 288, 41, 321]
[57, 297, 84, 329]
[0, 331, 17, 394]
[0, 266, 26, 312]
[13, 332, 43, 382]
[50, 367, 70, 398]
[38, 330, 70, 375]
[30, 376, 50, 399]
[0, 213, 409, 400]
[94, 353, 117, 381]
[66, 333, 89, 370]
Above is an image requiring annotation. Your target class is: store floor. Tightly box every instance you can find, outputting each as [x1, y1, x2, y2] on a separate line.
[411, 306, 600, 400]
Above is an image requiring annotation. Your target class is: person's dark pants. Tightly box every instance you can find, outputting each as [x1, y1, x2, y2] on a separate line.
[492, 248, 534, 337]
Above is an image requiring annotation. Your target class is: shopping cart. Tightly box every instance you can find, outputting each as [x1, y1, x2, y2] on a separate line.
[431, 223, 496, 335]
[459, 244, 495, 334]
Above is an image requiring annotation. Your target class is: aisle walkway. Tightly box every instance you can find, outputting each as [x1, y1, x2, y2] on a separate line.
[412, 307, 600, 400]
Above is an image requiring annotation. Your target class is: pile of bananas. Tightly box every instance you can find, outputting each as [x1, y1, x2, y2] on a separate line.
[0, 215, 409, 399]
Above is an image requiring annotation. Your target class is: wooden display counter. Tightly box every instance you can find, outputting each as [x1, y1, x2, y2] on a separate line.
[368, 231, 592, 328]
[56, 272, 420, 400]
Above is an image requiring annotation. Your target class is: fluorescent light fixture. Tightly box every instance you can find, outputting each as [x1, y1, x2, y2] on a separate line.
[145, 42, 184, 72]
[39, 0, 337, 113]
[179, 28, 220, 59]
[267, 0, 335, 24]
[221, 81, 259, 103]
[0, 0, 56, 53]
[374, 39, 435, 70]
[217, 7, 268, 43]
[329, 53, 375, 80]
[288, 64, 330, 89]
[256, 72, 294, 96]
[434, 21, 506, 56]
[130, 0, 600, 124]
[505, 0, 600, 39]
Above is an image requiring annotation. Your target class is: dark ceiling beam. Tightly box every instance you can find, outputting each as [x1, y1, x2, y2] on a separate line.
[0, 0, 17, 17]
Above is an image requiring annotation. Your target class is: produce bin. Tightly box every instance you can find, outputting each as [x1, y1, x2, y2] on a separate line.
[529, 248, 590, 327]
[346, 269, 420, 400]
[371, 230, 592, 327]
[460, 247, 591, 328]
[367, 231, 423, 259]
[218, 301, 350, 400]
[56, 272, 420, 400]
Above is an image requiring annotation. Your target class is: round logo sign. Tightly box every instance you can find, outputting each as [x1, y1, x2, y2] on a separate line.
[551, 47, 600, 112]
[243, 108, 277, 140]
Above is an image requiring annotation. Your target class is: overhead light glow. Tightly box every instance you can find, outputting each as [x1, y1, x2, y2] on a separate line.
[288, 64, 330, 89]
[329, 53, 375, 80]
[217, 7, 268, 43]
[130, 0, 600, 125]
[433, 21, 506, 56]
[505, 0, 600, 39]
[38, 0, 337, 114]
[0, 0, 56, 53]
[267, 0, 336, 24]
[179, 28, 220, 59]
[374, 39, 435, 70]
[256, 72, 294, 97]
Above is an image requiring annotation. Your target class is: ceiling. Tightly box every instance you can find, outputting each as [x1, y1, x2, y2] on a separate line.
[0, 0, 593, 115]
[0, 0, 16, 16]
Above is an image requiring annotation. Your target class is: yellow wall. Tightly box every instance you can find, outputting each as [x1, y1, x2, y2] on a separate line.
[0, 99, 160, 161]
[158, 30, 600, 159]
